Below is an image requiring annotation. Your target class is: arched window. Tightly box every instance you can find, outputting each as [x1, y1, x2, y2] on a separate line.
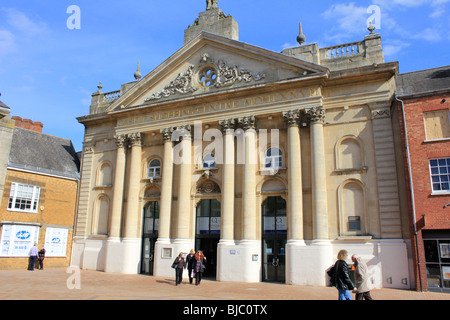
[203, 153, 215, 169]
[264, 148, 282, 169]
[338, 180, 366, 236]
[97, 163, 112, 186]
[148, 159, 161, 178]
[94, 195, 109, 235]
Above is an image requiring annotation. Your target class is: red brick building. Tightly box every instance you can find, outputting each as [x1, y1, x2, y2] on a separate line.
[395, 66, 450, 292]
[0, 118, 80, 270]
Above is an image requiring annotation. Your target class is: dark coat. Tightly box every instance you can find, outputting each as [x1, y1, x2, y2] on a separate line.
[173, 256, 186, 269]
[186, 254, 196, 271]
[334, 260, 355, 291]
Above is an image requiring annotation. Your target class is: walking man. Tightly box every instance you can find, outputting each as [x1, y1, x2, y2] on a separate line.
[351, 254, 374, 300]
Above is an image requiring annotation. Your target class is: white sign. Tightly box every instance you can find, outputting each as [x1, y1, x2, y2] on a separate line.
[44, 228, 68, 257]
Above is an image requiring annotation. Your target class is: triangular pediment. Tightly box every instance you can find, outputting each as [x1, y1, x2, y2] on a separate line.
[107, 32, 329, 112]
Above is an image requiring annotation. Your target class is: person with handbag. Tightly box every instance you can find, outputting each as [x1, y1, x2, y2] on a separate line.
[172, 252, 186, 286]
[194, 250, 206, 286]
[333, 249, 355, 300]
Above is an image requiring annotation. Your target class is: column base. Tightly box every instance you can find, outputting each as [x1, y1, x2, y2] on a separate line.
[104, 237, 142, 274]
[287, 239, 332, 286]
[154, 238, 194, 279]
[217, 240, 261, 283]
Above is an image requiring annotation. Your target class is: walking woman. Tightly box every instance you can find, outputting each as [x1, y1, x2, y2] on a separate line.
[334, 249, 355, 300]
[173, 252, 186, 286]
[194, 250, 206, 286]
[186, 249, 196, 284]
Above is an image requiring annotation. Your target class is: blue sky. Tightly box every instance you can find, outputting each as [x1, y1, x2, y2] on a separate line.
[0, 0, 449, 152]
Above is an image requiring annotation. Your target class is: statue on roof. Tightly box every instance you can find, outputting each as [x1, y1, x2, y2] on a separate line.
[206, 0, 218, 10]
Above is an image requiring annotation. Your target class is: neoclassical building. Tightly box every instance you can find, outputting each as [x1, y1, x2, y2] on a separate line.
[72, 4, 412, 288]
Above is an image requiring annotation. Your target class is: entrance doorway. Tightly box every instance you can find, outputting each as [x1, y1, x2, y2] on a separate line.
[141, 201, 159, 275]
[262, 196, 287, 283]
[195, 199, 220, 279]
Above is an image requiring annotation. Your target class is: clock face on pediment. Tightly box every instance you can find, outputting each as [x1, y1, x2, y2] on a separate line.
[107, 33, 328, 112]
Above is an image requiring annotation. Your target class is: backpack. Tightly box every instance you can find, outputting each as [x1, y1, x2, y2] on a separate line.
[327, 262, 338, 286]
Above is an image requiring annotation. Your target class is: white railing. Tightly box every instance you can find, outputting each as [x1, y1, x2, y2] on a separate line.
[103, 90, 121, 102]
[322, 41, 364, 59]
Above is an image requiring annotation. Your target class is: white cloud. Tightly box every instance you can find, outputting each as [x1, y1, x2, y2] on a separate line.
[413, 27, 442, 41]
[322, 3, 368, 34]
[3, 8, 47, 36]
[383, 40, 411, 58]
[0, 29, 16, 55]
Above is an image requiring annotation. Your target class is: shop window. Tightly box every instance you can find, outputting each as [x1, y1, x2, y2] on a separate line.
[0, 224, 40, 257]
[44, 228, 69, 257]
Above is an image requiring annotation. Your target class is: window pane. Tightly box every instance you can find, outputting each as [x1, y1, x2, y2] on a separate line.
[424, 240, 439, 262]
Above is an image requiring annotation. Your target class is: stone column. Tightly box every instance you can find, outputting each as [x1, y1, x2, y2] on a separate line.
[119, 132, 143, 274]
[282, 110, 304, 242]
[219, 119, 236, 243]
[104, 134, 128, 273]
[109, 135, 128, 238]
[174, 126, 192, 241]
[240, 116, 257, 241]
[157, 128, 174, 242]
[124, 132, 143, 238]
[309, 106, 328, 240]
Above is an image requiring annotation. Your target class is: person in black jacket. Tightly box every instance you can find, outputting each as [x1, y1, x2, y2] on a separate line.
[333, 249, 355, 300]
[186, 249, 196, 284]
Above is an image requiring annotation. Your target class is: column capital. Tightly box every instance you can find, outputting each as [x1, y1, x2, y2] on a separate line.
[238, 115, 256, 131]
[309, 106, 325, 124]
[127, 132, 142, 147]
[282, 109, 301, 127]
[219, 118, 236, 134]
[161, 127, 174, 141]
[173, 125, 192, 141]
[114, 134, 128, 149]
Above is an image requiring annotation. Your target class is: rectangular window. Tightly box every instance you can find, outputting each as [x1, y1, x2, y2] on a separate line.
[429, 158, 450, 193]
[424, 110, 450, 140]
[0, 224, 40, 257]
[7, 182, 40, 213]
[44, 228, 69, 257]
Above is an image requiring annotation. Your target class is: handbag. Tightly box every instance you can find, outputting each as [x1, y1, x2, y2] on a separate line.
[171, 263, 177, 269]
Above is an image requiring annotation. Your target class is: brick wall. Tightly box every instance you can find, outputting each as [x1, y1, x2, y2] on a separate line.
[396, 92, 450, 291]
[0, 169, 78, 270]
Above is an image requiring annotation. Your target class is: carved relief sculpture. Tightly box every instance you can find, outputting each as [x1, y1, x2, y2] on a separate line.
[145, 66, 197, 102]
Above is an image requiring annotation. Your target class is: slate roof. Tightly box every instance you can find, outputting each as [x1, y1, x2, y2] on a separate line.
[0, 100, 10, 119]
[396, 65, 450, 97]
[8, 127, 80, 180]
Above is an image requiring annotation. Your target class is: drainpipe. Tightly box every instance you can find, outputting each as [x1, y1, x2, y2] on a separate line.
[395, 92, 423, 292]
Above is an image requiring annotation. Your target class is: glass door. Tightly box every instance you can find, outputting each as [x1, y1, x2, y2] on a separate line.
[262, 196, 287, 283]
[141, 201, 159, 275]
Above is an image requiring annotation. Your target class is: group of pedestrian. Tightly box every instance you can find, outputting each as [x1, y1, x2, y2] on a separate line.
[328, 249, 373, 300]
[27, 243, 46, 271]
[172, 249, 206, 286]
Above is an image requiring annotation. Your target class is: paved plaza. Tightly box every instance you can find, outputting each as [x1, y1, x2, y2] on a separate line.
[0, 268, 449, 300]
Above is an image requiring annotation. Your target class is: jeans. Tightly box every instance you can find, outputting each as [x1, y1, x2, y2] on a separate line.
[175, 268, 183, 285]
[28, 256, 37, 270]
[338, 289, 353, 300]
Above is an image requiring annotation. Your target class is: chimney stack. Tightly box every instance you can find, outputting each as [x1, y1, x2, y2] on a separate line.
[11, 116, 43, 133]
